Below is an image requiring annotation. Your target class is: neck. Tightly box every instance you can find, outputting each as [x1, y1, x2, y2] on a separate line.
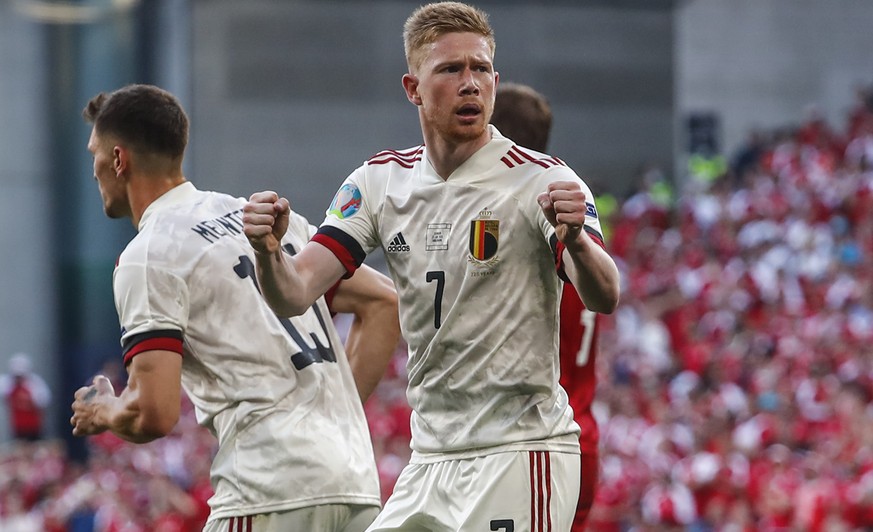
[421, 124, 491, 180]
[129, 172, 186, 228]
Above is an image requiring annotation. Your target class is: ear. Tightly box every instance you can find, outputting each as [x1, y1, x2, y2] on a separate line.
[402, 73, 422, 106]
[113, 145, 128, 178]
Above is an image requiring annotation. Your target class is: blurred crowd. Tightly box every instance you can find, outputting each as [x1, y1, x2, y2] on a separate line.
[3, 84, 873, 531]
[365, 84, 873, 531]
[580, 84, 873, 531]
[0, 393, 215, 531]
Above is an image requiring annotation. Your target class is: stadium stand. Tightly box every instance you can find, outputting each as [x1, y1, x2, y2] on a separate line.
[1, 84, 872, 530]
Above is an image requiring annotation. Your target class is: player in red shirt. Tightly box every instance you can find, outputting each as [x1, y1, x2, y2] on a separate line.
[491, 82, 602, 530]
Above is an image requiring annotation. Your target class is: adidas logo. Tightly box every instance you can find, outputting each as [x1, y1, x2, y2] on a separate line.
[387, 232, 410, 253]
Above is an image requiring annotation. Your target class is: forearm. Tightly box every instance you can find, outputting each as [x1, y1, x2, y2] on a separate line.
[563, 237, 620, 314]
[255, 243, 348, 317]
[86, 386, 172, 444]
[105, 389, 167, 443]
[72, 352, 181, 443]
[254, 249, 318, 316]
[346, 300, 401, 402]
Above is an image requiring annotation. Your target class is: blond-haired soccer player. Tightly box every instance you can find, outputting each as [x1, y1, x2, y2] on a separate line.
[244, 3, 620, 530]
[70, 84, 400, 532]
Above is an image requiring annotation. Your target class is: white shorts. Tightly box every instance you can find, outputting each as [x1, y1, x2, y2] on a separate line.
[367, 451, 580, 532]
[203, 503, 379, 532]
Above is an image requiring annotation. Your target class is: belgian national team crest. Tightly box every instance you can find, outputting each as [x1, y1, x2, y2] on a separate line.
[468, 210, 499, 265]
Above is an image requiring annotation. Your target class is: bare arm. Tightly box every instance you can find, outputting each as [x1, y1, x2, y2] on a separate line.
[70, 350, 182, 443]
[243, 191, 347, 316]
[538, 181, 620, 314]
[331, 265, 401, 402]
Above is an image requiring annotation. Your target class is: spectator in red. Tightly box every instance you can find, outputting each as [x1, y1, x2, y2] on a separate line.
[0, 353, 51, 441]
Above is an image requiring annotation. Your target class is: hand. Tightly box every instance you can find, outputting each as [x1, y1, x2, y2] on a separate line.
[70, 375, 115, 436]
[243, 191, 290, 254]
[537, 181, 588, 249]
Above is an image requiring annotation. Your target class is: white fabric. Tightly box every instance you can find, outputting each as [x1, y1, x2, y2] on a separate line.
[319, 127, 603, 459]
[367, 451, 580, 531]
[115, 182, 380, 521]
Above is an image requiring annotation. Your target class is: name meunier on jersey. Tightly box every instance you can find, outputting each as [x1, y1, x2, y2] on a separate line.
[191, 208, 245, 244]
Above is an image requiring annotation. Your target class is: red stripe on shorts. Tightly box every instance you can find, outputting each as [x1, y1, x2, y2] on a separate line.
[545, 452, 552, 531]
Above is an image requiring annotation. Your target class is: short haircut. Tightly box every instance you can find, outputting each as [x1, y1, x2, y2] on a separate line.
[403, 1, 495, 72]
[491, 82, 553, 152]
[82, 84, 188, 161]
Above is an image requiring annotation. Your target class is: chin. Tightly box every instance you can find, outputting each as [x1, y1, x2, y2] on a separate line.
[448, 123, 487, 143]
[104, 204, 126, 219]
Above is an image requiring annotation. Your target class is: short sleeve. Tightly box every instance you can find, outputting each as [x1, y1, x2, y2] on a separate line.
[114, 262, 187, 364]
[312, 167, 381, 276]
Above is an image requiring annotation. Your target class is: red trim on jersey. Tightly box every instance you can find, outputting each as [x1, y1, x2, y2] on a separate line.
[368, 155, 422, 168]
[555, 231, 606, 279]
[123, 336, 183, 365]
[555, 241, 567, 273]
[324, 279, 342, 316]
[509, 146, 549, 168]
[371, 146, 423, 160]
[311, 233, 360, 278]
[511, 146, 550, 168]
[368, 146, 424, 167]
[584, 227, 606, 249]
[508, 148, 526, 165]
[502, 146, 568, 170]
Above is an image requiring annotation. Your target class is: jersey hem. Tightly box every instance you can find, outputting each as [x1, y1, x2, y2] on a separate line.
[205, 494, 382, 522]
[408, 436, 581, 464]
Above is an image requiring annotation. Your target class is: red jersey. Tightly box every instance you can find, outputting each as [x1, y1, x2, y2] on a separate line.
[559, 282, 599, 453]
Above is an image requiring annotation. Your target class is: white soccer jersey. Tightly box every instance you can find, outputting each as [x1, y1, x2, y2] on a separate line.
[114, 182, 380, 521]
[315, 126, 605, 460]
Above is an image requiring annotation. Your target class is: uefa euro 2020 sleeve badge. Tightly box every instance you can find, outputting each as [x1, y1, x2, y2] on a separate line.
[327, 183, 362, 220]
[468, 209, 499, 267]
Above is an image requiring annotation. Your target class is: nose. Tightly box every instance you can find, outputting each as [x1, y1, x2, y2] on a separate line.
[459, 68, 479, 96]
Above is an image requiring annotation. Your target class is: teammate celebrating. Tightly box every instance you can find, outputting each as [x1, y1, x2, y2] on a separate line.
[492, 81, 603, 531]
[70, 84, 400, 532]
[244, 2, 620, 530]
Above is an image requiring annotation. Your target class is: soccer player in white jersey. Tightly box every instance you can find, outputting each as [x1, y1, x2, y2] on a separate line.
[69, 84, 401, 532]
[243, 2, 621, 531]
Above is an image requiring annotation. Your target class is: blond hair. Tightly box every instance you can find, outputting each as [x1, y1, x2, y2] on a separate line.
[403, 2, 495, 71]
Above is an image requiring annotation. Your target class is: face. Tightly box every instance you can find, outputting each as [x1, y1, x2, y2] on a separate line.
[87, 128, 130, 219]
[404, 32, 498, 145]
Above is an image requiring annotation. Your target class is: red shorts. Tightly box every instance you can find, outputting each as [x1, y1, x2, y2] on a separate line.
[571, 450, 599, 531]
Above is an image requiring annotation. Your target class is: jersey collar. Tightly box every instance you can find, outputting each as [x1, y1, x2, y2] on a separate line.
[421, 125, 515, 185]
[138, 181, 198, 232]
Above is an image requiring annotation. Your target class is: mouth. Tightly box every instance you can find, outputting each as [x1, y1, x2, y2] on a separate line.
[456, 103, 482, 121]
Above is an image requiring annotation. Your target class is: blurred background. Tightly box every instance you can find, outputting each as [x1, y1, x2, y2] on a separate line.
[1, 0, 873, 529]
